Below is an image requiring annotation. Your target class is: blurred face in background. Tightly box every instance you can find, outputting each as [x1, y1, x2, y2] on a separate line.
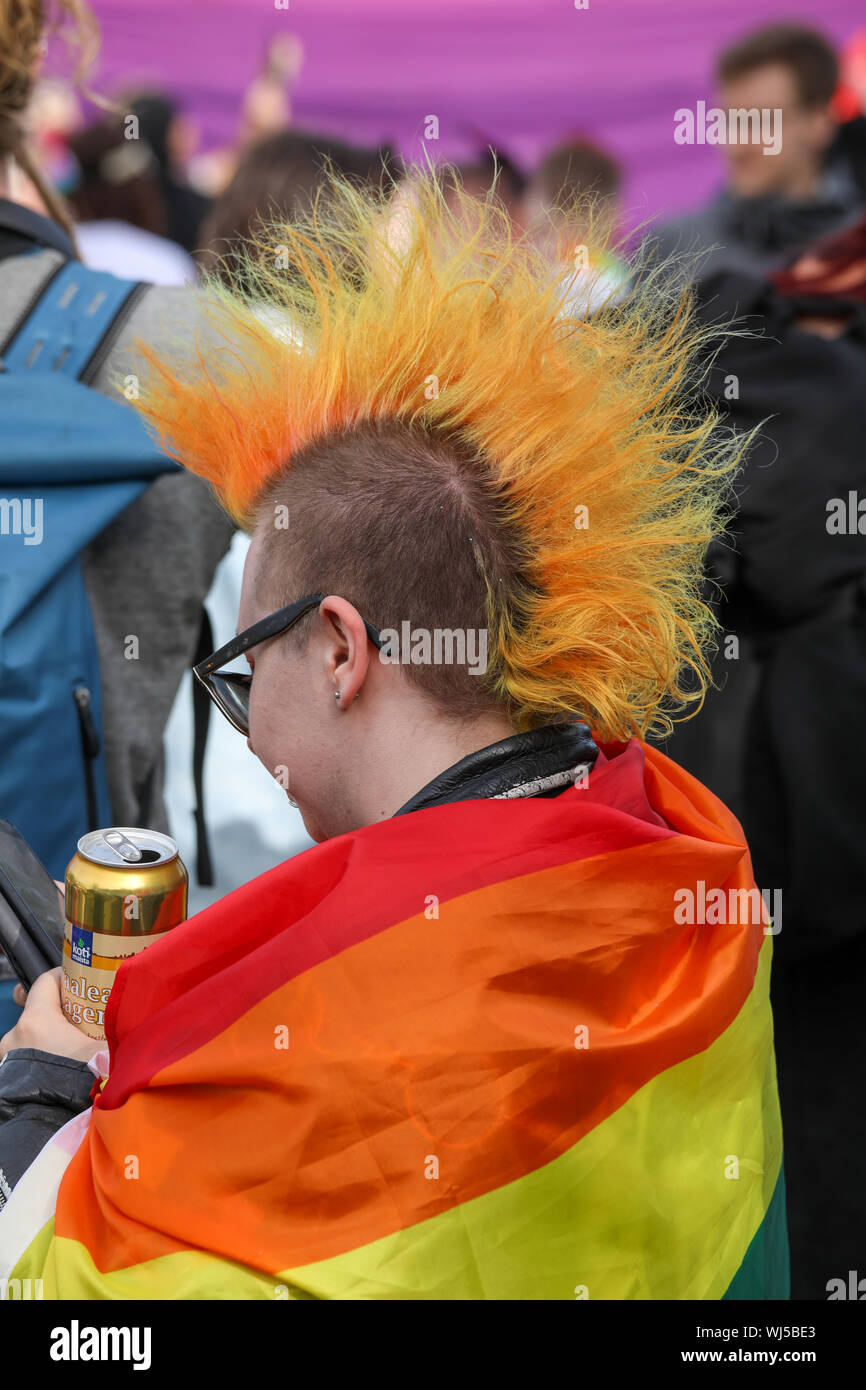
[166, 110, 200, 176]
[720, 62, 837, 200]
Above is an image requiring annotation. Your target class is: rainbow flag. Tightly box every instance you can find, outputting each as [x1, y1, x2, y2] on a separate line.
[0, 740, 788, 1299]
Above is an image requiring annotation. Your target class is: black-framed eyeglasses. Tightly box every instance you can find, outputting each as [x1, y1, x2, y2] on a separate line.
[193, 593, 384, 737]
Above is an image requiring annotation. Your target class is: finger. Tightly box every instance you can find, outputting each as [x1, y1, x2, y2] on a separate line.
[12, 983, 27, 1008]
[21, 966, 63, 1011]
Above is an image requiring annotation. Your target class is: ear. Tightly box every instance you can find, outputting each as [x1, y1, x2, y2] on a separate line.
[318, 596, 373, 706]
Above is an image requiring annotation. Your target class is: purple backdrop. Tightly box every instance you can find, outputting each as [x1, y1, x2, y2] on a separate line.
[81, 0, 863, 223]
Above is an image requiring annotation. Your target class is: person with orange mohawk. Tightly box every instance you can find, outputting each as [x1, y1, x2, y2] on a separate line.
[0, 172, 788, 1300]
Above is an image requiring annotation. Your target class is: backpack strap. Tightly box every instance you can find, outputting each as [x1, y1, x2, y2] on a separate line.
[1, 261, 145, 383]
[0, 196, 77, 260]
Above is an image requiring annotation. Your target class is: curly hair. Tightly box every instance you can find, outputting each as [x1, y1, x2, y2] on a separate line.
[0, 0, 100, 238]
[132, 169, 747, 741]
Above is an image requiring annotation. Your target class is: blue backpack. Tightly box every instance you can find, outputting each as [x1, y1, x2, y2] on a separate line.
[0, 257, 208, 881]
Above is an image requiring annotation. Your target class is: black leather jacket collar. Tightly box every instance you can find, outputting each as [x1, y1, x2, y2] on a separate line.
[394, 721, 598, 816]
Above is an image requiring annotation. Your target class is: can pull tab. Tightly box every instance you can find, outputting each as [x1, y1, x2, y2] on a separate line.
[102, 830, 143, 863]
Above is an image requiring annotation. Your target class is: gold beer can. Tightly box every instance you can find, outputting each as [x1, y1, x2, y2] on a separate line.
[61, 828, 188, 1040]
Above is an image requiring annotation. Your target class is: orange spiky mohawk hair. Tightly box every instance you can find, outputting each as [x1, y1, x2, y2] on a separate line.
[133, 169, 744, 741]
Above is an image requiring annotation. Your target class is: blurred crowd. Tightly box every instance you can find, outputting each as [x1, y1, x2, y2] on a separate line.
[2, 6, 866, 1300]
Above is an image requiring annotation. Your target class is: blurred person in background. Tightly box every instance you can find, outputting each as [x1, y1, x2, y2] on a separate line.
[653, 23, 863, 278]
[662, 214, 866, 1299]
[190, 33, 305, 198]
[67, 117, 196, 284]
[828, 29, 866, 200]
[523, 136, 622, 231]
[0, 0, 234, 1024]
[197, 127, 394, 282]
[127, 89, 210, 252]
[239, 34, 304, 150]
[21, 74, 80, 193]
[523, 137, 629, 314]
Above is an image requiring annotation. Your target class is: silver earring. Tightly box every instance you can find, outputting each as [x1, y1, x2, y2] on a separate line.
[333, 690, 341, 702]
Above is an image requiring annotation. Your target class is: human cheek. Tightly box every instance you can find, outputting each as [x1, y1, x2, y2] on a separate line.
[246, 671, 277, 768]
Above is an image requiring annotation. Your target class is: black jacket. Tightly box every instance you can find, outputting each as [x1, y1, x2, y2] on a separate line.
[662, 270, 866, 961]
[0, 720, 596, 1211]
